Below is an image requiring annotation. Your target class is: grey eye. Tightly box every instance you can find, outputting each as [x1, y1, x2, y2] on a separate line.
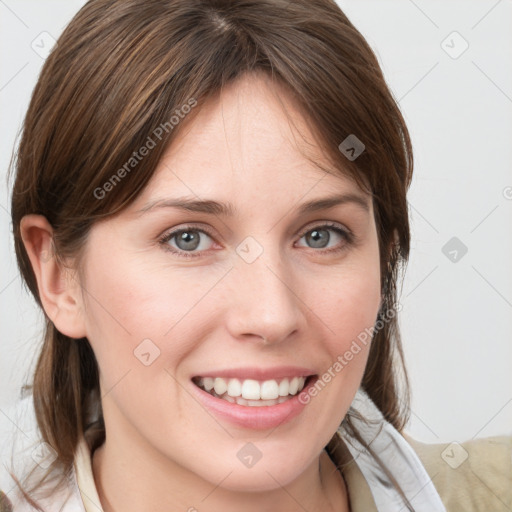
[305, 228, 331, 248]
[174, 230, 202, 251]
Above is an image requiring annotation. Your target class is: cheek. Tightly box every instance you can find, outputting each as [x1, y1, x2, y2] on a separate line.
[79, 249, 224, 379]
[292, 262, 381, 442]
[314, 256, 382, 385]
[321, 259, 381, 340]
[336, 272, 381, 340]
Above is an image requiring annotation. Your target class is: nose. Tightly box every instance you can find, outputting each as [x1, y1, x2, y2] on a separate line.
[224, 243, 304, 346]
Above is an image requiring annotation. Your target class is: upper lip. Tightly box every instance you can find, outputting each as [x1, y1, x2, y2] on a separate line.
[192, 366, 317, 382]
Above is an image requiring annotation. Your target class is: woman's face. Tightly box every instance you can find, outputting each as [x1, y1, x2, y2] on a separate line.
[79, 72, 381, 491]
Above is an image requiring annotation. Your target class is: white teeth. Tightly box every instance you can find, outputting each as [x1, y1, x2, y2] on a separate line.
[196, 376, 308, 403]
[213, 377, 228, 395]
[227, 378, 242, 397]
[241, 379, 261, 400]
[289, 376, 299, 395]
[206, 392, 292, 406]
[203, 377, 214, 391]
[260, 380, 279, 400]
[238, 396, 290, 406]
[236, 396, 248, 406]
[246, 399, 269, 407]
[278, 378, 289, 396]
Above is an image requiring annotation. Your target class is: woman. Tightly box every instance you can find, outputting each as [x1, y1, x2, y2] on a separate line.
[2, 0, 510, 511]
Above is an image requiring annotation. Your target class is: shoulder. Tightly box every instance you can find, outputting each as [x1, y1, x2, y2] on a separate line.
[403, 432, 512, 512]
[0, 396, 85, 512]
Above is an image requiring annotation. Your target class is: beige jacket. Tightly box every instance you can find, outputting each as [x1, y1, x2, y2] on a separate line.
[328, 431, 512, 512]
[1, 431, 511, 511]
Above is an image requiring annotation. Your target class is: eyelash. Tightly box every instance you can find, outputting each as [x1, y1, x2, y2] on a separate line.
[157, 222, 355, 259]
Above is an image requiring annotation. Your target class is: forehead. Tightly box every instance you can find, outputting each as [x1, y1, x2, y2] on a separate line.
[132, 72, 369, 212]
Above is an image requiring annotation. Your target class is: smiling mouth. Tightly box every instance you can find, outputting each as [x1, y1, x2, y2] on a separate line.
[192, 375, 317, 407]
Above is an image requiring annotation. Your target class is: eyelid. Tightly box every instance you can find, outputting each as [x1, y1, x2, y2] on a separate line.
[158, 222, 217, 243]
[296, 220, 348, 238]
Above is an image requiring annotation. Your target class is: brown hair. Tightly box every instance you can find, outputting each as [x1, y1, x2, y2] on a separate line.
[9, 0, 412, 508]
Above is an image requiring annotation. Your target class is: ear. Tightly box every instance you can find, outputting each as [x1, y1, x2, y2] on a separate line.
[20, 214, 87, 339]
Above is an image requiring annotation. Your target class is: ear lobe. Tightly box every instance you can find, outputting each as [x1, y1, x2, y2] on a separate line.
[20, 214, 87, 339]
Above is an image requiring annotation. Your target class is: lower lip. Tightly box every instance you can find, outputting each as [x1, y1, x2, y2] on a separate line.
[190, 376, 318, 430]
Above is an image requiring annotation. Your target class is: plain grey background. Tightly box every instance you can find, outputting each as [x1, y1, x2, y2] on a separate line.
[1, 0, 511, 445]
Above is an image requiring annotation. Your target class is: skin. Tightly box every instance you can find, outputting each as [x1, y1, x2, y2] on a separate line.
[21, 71, 382, 512]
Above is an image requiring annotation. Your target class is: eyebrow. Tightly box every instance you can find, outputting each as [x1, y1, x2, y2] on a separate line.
[136, 193, 370, 217]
